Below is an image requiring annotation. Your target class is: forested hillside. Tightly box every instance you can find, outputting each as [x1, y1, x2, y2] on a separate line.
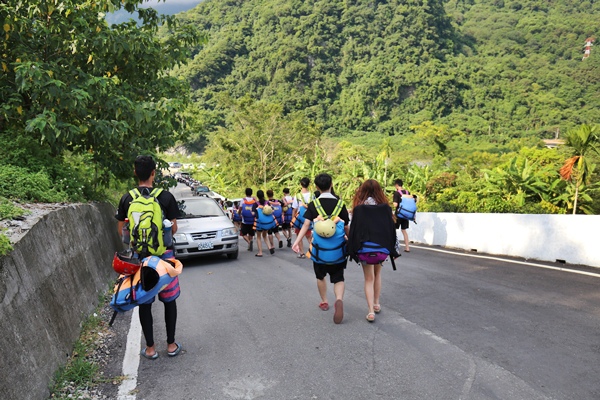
[169, 0, 599, 215]
[176, 0, 600, 139]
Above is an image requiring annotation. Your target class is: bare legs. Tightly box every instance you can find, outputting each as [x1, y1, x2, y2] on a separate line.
[316, 279, 345, 305]
[362, 263, 382, 319]
[401, 228, 410, 251]
[256, 230, 272, 256]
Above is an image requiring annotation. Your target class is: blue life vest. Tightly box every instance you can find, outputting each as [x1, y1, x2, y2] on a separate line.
[232, 208, 242, 222]
[396, 195, 417, 221]
[269, 199, 284, 225]
[110, 256, 182, 312]
[307, 198, 347, 265]
[292, 192, 314, 230]
[283, 201, 293, 224]
[240, 198, 256, 224]
[256, 203, 277, 231]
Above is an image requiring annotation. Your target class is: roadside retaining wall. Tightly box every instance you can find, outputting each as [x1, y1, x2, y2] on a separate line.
[409, 213, 600, 268]
[0, 202, 121, 400]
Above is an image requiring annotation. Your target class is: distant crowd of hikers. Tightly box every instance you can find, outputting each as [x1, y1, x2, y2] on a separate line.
[110, 155, 417, 360]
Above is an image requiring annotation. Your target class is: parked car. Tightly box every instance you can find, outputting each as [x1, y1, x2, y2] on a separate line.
[169, 162, 182, 168]
[173, 197, 239, 260]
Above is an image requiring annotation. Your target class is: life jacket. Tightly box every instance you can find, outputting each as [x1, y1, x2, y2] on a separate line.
[396, 191, 417, 222]
[282, 196, 294, 223]
[128, 188, 165, 258]
[240, 198, 256, 224]
[255, 202, 277, 231]
[232, 208, 242, 222]
[307, 198, 347, 265]
[292, 192, 314, 230]
[269, 199, 284, 225]
[110, 256, 183, 312]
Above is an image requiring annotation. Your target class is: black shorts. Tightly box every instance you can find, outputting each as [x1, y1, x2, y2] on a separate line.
[241, 223, 255, 236]
[396, 217, 409, 230]
[281, 222, 291, 229]
[313, 260, 347, 284]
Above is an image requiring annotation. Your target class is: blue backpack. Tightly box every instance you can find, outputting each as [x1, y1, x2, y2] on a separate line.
[307, 199, 347, 265]
[256, 203, 277, 231]
[397, 195, 417, 222]
[240, 198, 256, 224]
[292, 192, 314, 230]
[270, 200, 284, 225]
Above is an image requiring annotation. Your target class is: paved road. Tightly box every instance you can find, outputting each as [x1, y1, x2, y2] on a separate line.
[113, 184, 600, 399]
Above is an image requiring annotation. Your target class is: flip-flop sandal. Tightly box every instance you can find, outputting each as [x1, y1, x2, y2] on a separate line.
[333, 300, 344, 324]
[269, 248, 275, 255]
[140, 348, 158, 360]
[167, 343, 182, 357]
[366, 313, 375, 322]
[319, 302, 329, 311]
[255, 254, 263, 257]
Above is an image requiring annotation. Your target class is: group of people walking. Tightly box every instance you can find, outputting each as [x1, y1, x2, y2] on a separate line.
[115, 155, 415, 360]
[239, 174, 414, 325]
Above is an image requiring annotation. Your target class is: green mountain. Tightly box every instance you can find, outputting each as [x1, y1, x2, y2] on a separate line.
[176, 0, 599, 140]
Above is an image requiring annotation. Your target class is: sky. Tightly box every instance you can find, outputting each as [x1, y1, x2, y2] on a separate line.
[105, 0, 203, 25]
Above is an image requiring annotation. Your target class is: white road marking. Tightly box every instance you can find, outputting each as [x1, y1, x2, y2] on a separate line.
[118, 307, 142, 400]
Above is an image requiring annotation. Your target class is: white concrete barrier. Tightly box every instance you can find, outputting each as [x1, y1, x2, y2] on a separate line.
[408, 213, 600, 268]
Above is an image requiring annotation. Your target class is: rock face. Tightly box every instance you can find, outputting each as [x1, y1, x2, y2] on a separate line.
[0, 202, 121, 400]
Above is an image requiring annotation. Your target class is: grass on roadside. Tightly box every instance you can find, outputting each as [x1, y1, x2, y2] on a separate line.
[49, 292, 122, 399]
[0, 196, 30, 256]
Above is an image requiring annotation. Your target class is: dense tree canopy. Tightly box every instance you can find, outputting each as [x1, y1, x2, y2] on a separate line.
[1, 0, 199, 183]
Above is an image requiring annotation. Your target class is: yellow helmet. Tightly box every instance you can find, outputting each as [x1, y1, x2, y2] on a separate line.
[314, 219, 336, 238]
[262, 205, 274, 215]
[282, 205, 289, 212]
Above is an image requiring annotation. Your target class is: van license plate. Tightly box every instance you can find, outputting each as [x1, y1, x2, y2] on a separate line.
[198, 242, 214, 250]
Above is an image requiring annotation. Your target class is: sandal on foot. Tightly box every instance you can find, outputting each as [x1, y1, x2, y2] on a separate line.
[269, 248, 275, 255]
[297, 253, 305, 258]
[140, 348, 158, 360]
[366, 313, 375, 322]
[255, 253, 263, 257]
[167, 343, 182, 357]
[333, 300, 344, 324]
[373, 304, 381, 314]
[319, 302, 329, 311]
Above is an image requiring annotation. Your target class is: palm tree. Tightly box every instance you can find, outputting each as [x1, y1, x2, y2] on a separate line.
[559, 124, 599, 214]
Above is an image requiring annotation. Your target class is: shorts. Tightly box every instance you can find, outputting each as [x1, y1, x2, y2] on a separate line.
[281, 222, 291, 229]
[295, 228, 312, 238]
[395, 217, 409, 230]
[313, 260, 347, 284]
[240, 223, 255, 236]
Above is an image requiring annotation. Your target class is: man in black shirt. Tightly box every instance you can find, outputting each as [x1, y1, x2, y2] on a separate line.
[292, 173, 349, 324]
[115, 155, 182, 359]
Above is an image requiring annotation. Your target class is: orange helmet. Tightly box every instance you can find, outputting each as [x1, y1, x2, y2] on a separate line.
[112, 250, 141, 275]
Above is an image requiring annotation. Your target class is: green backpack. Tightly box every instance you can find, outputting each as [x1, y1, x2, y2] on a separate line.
[127, 188, 166, 257]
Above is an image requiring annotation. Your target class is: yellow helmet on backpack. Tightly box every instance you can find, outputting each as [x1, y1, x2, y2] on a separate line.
[314, 219, 336, 238]
[262, 205, 274, 215]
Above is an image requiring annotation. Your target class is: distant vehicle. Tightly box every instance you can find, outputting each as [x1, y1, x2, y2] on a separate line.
[194, 185, 210, 196]
[169, 162, 182, 168]
[173, 197, 239, 260]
